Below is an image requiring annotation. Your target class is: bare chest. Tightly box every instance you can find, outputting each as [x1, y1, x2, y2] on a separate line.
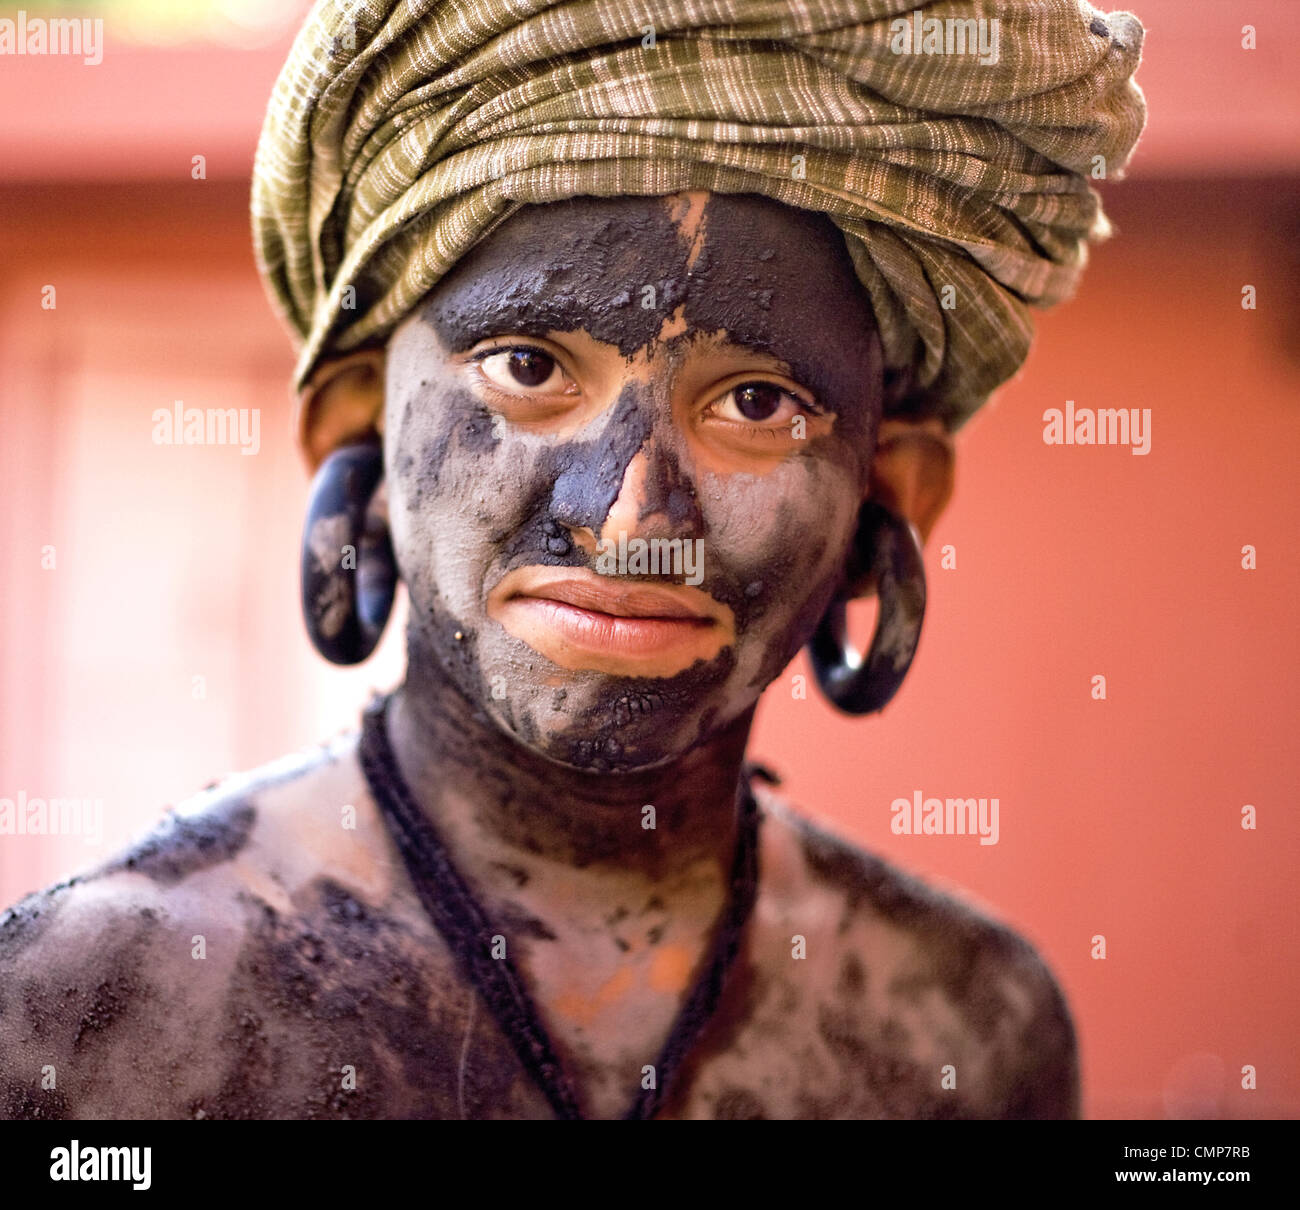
[207, 878, 1002, 1120]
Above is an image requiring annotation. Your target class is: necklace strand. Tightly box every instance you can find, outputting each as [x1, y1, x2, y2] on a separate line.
[357, 694, 761, 1120]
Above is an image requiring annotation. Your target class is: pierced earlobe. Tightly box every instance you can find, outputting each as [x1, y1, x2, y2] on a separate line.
[808, 500, 926, 715]
[300, 439, 397, 664]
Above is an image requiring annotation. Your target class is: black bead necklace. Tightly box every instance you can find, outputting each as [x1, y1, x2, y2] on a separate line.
[357, 694, 761, 1120]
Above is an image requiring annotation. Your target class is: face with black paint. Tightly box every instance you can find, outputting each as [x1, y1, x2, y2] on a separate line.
[383, 191, 884, 772]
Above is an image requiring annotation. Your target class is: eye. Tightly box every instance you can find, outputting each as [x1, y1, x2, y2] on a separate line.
[471, 345, 574, 395]
[710, 381, 812, 428]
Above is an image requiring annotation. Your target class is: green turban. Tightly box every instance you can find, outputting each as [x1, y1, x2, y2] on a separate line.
[252, 0, 1146, 431]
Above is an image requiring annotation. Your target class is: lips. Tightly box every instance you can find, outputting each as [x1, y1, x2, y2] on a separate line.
[487, 565, 735, 677]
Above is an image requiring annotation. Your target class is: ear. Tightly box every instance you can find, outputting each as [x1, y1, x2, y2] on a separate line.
[298, 348, 387, 473]
[868, 417, 955, 545]
[843, 416, 954, 600]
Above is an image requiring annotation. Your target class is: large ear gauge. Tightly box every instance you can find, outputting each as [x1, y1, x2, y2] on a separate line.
[300, 438, 396, 664]
[807, 499, 926, 714]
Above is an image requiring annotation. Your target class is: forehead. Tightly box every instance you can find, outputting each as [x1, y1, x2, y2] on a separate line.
[414, 192, 882, 409]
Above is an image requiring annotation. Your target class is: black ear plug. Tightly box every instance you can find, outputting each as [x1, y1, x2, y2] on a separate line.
[300, 439, 396, 664]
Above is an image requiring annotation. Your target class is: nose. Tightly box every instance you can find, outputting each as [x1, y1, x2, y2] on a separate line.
[548, 388, 704, 546]
[598, 440, 703, 544]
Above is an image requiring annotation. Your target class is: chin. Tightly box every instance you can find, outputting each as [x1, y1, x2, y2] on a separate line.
[479, 654, 746, 774]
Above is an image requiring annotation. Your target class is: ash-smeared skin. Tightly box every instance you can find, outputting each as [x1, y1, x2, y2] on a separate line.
[0, 744, 554, 1120]
[0, 749, 1077, 1119]
[662, 796, 1079, 1120]
[387, 193, 880, 773]
[102, 796, 256, 886]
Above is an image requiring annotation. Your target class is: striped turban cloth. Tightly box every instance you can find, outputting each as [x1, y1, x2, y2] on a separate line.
[251, 0, 1146, 431]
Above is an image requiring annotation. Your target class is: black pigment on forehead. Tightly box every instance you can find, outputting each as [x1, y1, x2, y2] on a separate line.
[677, 196, 882, 427]
[419, 193, 883, 423]
[421, 198, 682, 357]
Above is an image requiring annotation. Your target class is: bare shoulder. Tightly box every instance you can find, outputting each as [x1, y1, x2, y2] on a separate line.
[0, 730, 434, 1119]
[768, 792, 1078, 1035]
[680, 783, 1078, 1120]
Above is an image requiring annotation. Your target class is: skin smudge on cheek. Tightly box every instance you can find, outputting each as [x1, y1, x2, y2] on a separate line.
[694, 477, 847, 698]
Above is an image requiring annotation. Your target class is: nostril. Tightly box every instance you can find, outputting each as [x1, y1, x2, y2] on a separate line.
[541, 515, 593, 557]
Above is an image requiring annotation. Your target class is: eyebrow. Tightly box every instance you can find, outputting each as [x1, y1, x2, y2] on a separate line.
[423, 281, 876, 417]
[658, 318, 867, 417]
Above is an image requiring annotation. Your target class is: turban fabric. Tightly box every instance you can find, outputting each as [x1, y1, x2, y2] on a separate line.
[252, 0, 1146, 430]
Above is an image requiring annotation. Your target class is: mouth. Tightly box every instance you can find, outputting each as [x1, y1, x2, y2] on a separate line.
[486, 565, 735, 677]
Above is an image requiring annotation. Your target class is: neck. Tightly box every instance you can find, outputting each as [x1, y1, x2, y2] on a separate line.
[384, 635, 753, 884]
